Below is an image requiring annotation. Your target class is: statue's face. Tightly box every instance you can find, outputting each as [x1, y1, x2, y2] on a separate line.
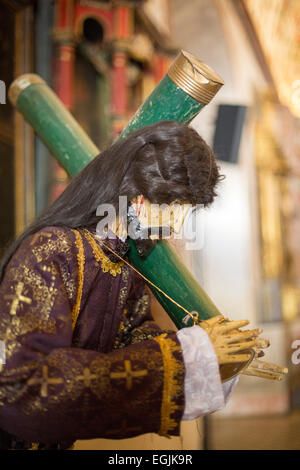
[130, 195, 192, 239]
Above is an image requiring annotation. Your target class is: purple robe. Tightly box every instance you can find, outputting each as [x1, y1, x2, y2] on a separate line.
[0, 226, 185, 448]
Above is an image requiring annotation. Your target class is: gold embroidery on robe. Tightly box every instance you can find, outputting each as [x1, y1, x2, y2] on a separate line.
[71, 229, 85, 330]
[81, 228, 124, 277]
[153, 334, 184, 437]
[0, 226, 184, 442]
[31, 230, 72, 263]
[109, 359, 148, 390]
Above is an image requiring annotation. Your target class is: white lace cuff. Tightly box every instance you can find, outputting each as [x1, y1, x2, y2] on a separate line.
[177, 325, 238, 421]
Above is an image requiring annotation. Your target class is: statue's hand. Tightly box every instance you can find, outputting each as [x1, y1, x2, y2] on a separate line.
[199, 315, 288, 380]
[241, 358, 288, 380]
[199, 315, 262, 365]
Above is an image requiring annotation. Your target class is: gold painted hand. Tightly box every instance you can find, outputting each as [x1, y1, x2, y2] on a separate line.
[241, 358, 288, 381]
[199, 315, 288, 380]
[238, 328, 288, 380]
[199, 315, 261, 365]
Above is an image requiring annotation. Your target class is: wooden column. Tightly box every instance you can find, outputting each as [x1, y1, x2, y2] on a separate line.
[35, 0, 54, 217]
[52, 0, 75, 201]
[154, 54, 170, 84]
[111, 5, 133, 138]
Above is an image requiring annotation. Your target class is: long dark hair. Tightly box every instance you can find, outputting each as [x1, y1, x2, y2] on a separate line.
[0, 120, 223, 282]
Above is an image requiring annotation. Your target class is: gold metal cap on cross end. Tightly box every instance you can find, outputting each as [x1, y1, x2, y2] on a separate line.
[8, 74, 45, 107]
[167, 50, 224, 105]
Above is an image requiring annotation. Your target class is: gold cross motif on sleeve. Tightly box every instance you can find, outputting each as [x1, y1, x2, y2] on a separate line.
[27, 365, 63, 397]
[110, 360, 148, 390]
[4, 282, 32, 316]
[75, 368, 97, 387]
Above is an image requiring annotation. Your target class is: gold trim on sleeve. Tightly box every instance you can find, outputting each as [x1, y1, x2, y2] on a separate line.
[71, 229, 85, 330]
[153, 334, 183, 437]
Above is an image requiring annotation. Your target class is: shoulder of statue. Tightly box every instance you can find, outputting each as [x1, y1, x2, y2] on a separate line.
[17, 226, 78, 267]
